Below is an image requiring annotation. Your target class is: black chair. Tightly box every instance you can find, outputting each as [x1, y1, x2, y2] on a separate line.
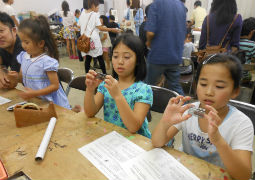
[229, 99, 255, 135]
[147, 85, 179, 122]
[57, 68, 74, 96]
[67, 75, 86, 95]
[180, 57, 195, 95]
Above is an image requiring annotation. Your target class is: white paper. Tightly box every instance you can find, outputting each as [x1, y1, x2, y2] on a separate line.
[35, 117, 57, 161]
[78, 131, 145, 180]
[0, 96, 11, 105]
[123, 148, 200, 180]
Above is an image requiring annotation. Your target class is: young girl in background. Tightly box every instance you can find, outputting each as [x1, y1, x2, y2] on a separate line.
[152, 54, 254, 180]
[99, 15, 112, 70]
[15, 15, 70, 109]
[84, 34, 153, 138]
[60, 1, 78, 59]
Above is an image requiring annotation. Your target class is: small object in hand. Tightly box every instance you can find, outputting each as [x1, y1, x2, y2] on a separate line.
[95, 72, 106, 80]
[188, 107, 205, 118]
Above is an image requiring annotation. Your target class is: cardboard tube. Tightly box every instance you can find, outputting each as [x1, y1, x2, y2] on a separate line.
[35, 117, 57, 161]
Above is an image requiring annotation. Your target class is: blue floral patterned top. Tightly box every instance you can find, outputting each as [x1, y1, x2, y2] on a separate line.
[98, 81, 153, 138]
[17, 51, 70, 109]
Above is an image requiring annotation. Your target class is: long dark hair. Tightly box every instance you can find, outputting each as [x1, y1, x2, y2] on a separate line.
[62, 1, 70, 17]
[111, 33, 146, 82]
[210, 0, 237, 25]
[99, 15, 109, 27]
[19, 15, 59, 60]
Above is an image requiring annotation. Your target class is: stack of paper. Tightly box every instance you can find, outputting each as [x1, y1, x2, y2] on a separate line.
[78, 131, 200, 180]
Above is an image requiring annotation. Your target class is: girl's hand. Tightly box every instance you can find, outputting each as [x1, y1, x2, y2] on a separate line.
[85, 70, 102, 92]
[203, 105, 222, 145]
[19, 87, 36, 100]
[161, 96, 194, 126]
[104, 75, 121, 99]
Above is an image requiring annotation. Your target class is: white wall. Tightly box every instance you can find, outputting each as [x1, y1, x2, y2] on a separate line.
[12, 0, 83, 15]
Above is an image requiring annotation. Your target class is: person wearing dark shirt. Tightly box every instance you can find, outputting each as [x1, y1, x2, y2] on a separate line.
[0, 12, 23, 89]
[199, 0, 242, 52]
[108, 15, 119, 45]
[145, 0, 186, 95]
[139, 4, 150, 57]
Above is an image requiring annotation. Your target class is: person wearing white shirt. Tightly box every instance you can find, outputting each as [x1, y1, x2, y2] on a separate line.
[1, 0, 19, 27]
[191, 1, 207, 29]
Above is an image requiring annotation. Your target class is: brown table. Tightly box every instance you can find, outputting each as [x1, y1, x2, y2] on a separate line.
[0, 89, 233, 180]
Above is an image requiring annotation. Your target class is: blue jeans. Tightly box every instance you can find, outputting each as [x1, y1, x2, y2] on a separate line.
[145, 63, 184, 95]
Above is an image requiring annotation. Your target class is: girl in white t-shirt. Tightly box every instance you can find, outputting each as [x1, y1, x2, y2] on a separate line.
[2, 0, 19, 27]
[152, 54, 254, 180]
[60, 1, 77, 59]
[99, 15, 112, 70]
[78, 0, 120, 74]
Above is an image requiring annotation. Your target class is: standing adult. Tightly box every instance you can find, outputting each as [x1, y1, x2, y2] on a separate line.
[199, 0, 242, 52]
[123, 0, 135, 33]
[134, 1, 144, 36]
[1, 0, 19, 27]
[145, 0, 186, 95]
[79, 0, 119, 74]
[60, 1, 78, 59]
[0, 12, 23, 88]
[191, 1, 207, 29]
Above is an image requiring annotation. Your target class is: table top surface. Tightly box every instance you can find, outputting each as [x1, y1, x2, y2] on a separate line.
[0, 89, 233, 180]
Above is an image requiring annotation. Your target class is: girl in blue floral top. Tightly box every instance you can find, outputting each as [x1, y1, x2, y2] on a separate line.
[84, 33, 153, 138]
[12, 16, 70, 109]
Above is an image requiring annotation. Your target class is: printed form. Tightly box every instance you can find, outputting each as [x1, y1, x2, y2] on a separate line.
[79, 131, 200, 180]
[78, 131, 146, 180]
[123, 148, 200, 180]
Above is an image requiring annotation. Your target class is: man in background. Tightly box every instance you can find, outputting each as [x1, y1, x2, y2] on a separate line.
[0, 12, 23, 88]
[190, 1, 206, 29]
[145, 0, 186, 95]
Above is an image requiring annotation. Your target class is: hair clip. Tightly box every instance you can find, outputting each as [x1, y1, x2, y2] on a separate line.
[188, 107, 205, 118]
[202, 54, 217, 65]
[95, 72, 106, 80]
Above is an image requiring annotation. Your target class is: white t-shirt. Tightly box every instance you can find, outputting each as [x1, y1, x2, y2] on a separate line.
[183, 42, 195, 58]
[174, 102, 254, 168]
[78, 11, 102, 57]
[191, 6, 207, 29]
[60, 11, 75, 27]
[99, 28, 112, 48]
[1, 4, 16, 16]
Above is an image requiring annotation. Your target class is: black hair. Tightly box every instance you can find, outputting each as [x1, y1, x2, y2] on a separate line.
[87, 0, 100, 9]
[62, 1, 70, 17]
[109, 15, 115, 21]
[111, 33, 146, 82]
[19, 15, 59, 60]
[3, 0, 8, 3]
[75, 9, 80, 16]
[180, 0, 186, 3]
[194, 1, 201, 7]
[126, 0, 130, 6]
[145, 4, 151, 17]
[99, 15, 109, 27]
[195, 53, 242, 90]
[0, 12, 15, 29]
[241, 17, 255, 36]
[109, 8, 113, 15]
[210, 0, 237, 26]
[83, 0, 89, 10]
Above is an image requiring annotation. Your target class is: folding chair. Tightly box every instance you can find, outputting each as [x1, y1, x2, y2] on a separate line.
[57, 68, 74, 96]
[229, 99, 255, 135]
[147, 85, 179, 122]
[180, 57, 195, 95]
[68, 75, 86, 95]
